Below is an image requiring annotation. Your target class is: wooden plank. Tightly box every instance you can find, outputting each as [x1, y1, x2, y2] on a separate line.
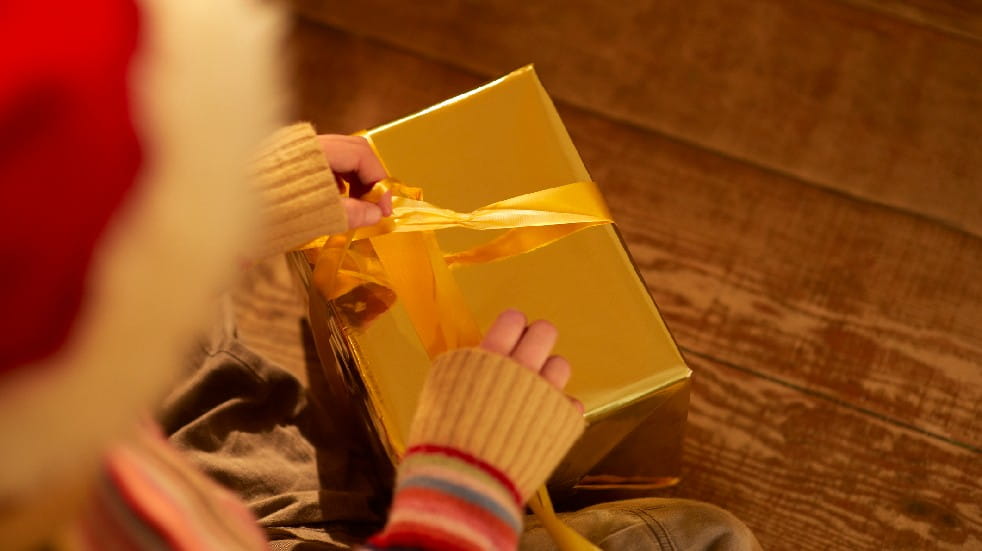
[673, 354, 981, 550]
[288, 21, 982, 448]
[843, 0, 982, 41]
[570, 107, 982, 450]
[294, 0, 982, 238]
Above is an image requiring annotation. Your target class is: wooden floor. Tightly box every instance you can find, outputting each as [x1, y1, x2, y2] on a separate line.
[234, 2, 982, 549]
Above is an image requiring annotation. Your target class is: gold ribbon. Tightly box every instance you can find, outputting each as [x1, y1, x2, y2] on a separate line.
[530, 487, 597, 549]
[302, 179, 610, 264]
[301, 173, 608, 551]
[303, 178, 612, 358]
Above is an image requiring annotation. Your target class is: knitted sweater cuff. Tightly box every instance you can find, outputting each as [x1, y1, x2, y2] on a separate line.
[251, 122, 347, 259]
[367, 449, 523, 550]
[368, 348, 583, 550]
[408, 347, 585, 502]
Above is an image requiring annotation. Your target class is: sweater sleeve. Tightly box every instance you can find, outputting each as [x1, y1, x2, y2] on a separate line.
[250, 122, 348, 260]
[62, 422, 269, 550]
[366, 348, 585, 551]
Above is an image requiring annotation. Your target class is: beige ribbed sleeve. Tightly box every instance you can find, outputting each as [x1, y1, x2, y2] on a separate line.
[251, 123, 347, 259]
[408, 347, 585, 500]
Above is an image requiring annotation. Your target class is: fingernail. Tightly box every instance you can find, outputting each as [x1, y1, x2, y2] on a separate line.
[366, 206, 382, 225]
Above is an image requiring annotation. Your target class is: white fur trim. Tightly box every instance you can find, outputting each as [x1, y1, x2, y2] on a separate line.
[0, 0, 286, 496]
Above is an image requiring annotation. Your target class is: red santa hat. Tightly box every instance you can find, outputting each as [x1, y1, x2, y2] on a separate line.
[0, 0, 287, 509]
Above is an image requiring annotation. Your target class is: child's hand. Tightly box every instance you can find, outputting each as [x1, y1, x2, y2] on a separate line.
[381, 310, 586, 544]
[481, 309, 583, 412]
[317, 134, 393, 229]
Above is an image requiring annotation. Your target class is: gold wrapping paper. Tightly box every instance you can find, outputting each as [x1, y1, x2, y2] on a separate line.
[292, 66, 690, 496]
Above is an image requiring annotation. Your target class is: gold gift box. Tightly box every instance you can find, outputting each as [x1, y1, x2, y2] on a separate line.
[291, 67, 690, 496]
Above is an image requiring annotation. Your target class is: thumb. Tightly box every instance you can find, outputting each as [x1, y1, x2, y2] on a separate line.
[343, 198, 383, 229]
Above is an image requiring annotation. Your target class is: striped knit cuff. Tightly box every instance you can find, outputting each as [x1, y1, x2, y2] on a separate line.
[68, 423, 268, 550]
[408, 348, 585, 502]
[251, 122, 347, 259]
[366, 449, 522, 550]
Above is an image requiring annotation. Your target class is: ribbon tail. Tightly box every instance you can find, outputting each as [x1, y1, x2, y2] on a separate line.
[370, 231, 482, 358]
[528, 486, 601, 551]
[311, 233, 355, 299]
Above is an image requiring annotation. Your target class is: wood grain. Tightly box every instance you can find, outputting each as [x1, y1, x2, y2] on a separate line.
[843, 0, 982, 41]
[294, 0, 982, 238]
[571, 109, 982, 451]
[675, 354, 981, 550]
[288, 21, 982, 449]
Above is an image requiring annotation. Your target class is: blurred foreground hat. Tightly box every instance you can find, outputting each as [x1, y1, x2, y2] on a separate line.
[0, 0, 286, 520]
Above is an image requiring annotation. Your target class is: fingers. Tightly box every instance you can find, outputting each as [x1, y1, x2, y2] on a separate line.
[481, 309, 527, 356]
[318, 135, 392, 226]
[481, 310, 560, 374]
[569, 397, 585, 414]
[317, 135, 388, 187]
[342, 198, 382, 229]
[540, 355, 571, 389]
[481, 310, 581, 411]
[510, 320, 558, 372]
[378, 189, 393, 217]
